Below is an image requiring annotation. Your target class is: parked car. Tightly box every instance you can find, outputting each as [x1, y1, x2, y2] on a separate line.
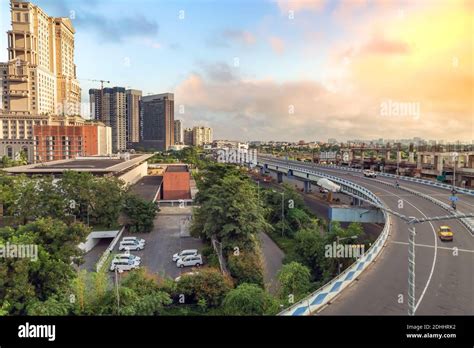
[172, 249, 198, 262]
[363, 169, 377, 178]
[121, 236, 146, 245]
[438, 225, 454, 241]
[119, 239, 145, 251]
[176, 254, 203, 268]
[110, 258, 140, 272]
[112, 253, 141, 264]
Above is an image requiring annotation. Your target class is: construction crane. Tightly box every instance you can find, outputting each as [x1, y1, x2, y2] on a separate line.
[79, 78, 110, 90]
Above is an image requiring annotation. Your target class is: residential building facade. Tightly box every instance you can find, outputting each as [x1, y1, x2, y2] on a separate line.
[174, 119, 183, 144]
[193, 126, 213, 146]
[0, 0, 81, 116]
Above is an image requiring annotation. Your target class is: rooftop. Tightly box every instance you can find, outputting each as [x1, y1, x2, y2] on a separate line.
[165, 165, 188, 173]
[4, 154, 153, 174]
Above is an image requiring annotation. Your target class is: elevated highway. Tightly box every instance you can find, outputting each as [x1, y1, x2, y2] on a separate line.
[258, 154, 474, 315]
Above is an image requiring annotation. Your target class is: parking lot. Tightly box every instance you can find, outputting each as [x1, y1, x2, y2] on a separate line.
[111, 205, 204, 279]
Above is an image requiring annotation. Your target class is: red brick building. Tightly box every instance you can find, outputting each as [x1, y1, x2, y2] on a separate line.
[33, 124, 109, 162]
[162, 165, 191, 200]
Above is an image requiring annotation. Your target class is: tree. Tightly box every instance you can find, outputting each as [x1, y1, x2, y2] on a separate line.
[277, 262, 311, 302]
[123, 194, 158, 233]
[222, 283, 279, 315]
[227, 250, 265, 287]
[175, 268, 233, 307]
[191, 171, 271, 250]
[293, 228, 326, 280]
[0, 218, 89, 314]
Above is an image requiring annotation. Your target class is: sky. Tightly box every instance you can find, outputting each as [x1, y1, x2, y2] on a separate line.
[0, 0, 473, 142]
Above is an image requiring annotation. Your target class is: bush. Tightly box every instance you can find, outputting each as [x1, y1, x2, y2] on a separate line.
[227, 251, 264, 287]
[175, 268, 233, 307]
[222, 283, 280, 315]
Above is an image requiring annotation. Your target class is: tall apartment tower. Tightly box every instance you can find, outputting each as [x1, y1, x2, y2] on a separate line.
[139, 93, 174, 151]
[174, 119, 183, 144]
[183, 128, 193, 146]
[0, 0, 81, 116]
[126, 89, 142, 143]
[193, 126, 213, 146]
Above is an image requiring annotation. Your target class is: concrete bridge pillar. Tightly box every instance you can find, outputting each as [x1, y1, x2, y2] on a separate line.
[304, 181, 311, 193]
[468, 154, 474, 168]
[434, 154, 443, 174]
[277, 172, 283, 183]
[417, 154, 422, 169]
[396, 151, 402, 164]
[352, 197, 362, 206]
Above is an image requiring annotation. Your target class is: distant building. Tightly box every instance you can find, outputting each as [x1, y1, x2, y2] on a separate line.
[126, 89, 142, 143]
[192, 126, 213, 146]
[183, 128, 193, 146]
[137, 93, 174, 151]
[174, 120, 183, 144]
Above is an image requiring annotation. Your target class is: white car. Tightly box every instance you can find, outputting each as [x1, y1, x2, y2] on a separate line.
[112, 253, 141, 264]
[119, 240, 145, 251]
[176, 254, 203, 268]
[121, 236, 145, 245]
[110, 259, 140, 272]
[172, 249, 198, 262]
[363, 170, 377, 178]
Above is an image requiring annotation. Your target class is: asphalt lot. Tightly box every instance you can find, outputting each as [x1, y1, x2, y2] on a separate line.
[111, 206, 204, 279]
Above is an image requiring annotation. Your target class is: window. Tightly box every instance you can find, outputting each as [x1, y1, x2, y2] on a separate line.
[6, 146, 13, 159]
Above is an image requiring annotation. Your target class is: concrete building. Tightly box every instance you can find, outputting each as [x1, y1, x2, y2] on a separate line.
[0, 0, 81, 116]
[183, 127, 193, 146]
[126, 89, 141, 144]
[136, 93, 174, 151]
[162, 165, 191, 200]
[0, 113, 90, 162]
[89, 87, 127, 153]
[193, 126, 213, 146]
[33, 122, 111, 162]
[174, 119, 183, 144]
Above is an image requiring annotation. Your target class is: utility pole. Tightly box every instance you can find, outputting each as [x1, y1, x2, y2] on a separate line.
[407, 223, 416, 316]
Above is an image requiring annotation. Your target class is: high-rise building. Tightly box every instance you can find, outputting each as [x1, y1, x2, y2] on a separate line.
[126, 89, 142, 143]
[183, 128, 193, 146]
[89, 87, 142, 152]
[174, 120, 183, 144]
[193, 126, 213, 146]
[89, 87, 126, 152]
[137, 93, 174, 151]
[0, 0, 81, 116]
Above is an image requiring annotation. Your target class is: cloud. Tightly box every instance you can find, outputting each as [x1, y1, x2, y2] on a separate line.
[274, 0, 326, 14]
[207, 29, 256, 48]
[33, 0, 159, 43]
[269, 37, 285, 55]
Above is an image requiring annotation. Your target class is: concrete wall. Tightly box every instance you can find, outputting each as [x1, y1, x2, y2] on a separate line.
[163, 170, 191, 200]
[118, 161, 147, 185]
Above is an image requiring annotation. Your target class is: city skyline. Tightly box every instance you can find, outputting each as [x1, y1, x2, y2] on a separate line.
[0, 0, 473, 142]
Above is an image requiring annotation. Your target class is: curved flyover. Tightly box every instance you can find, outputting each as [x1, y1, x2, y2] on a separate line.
[258, 155, 474, 316]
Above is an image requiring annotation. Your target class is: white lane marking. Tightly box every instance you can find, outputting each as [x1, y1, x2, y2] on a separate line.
[391, 240, 474, 253]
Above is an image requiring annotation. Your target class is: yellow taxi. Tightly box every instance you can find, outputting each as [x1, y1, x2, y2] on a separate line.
[438, 226, 454, 241]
